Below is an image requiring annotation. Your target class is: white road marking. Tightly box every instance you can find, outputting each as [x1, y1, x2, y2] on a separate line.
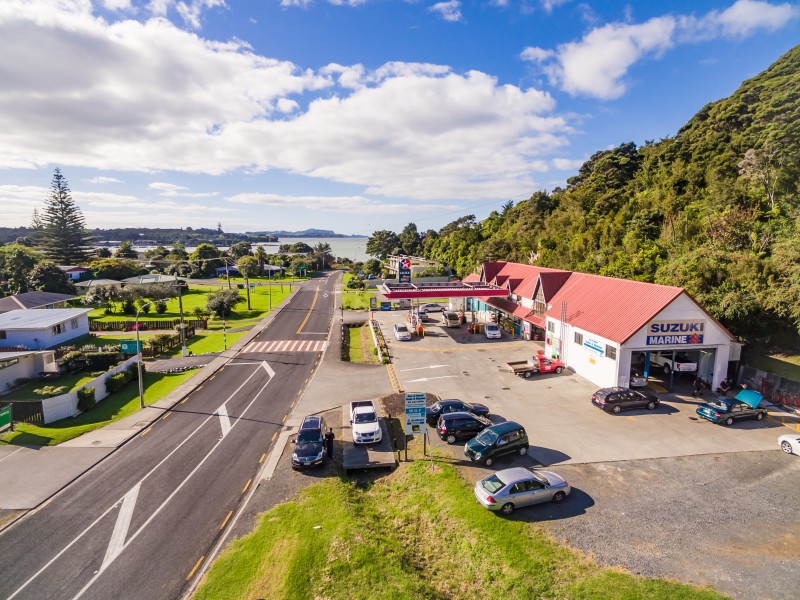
[7, 360, 276, 600]
[217, 404, 231, 438]
[398, 365, 448, 372]
[0, 447, 24, 464]
[406, 375, 460, 383]
[100, 483, 140, 572]
[241, 340, 327, 353]
[260, 360, 275, 378]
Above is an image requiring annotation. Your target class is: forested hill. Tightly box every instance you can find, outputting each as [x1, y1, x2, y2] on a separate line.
[420, 44, 800, 342]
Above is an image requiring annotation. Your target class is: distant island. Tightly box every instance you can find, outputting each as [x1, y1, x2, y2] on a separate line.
[247, 229, 366, 238]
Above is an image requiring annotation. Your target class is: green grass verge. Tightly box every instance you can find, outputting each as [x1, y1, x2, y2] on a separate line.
[346, 327, 378, 364]
[163, 332, 247, 356]
[744, 352, 800, 381]
[194, 459, 726, 600]
[1, 372, 98, 401]
[341, 290, 376, 310]
[0, 370, 194, 447]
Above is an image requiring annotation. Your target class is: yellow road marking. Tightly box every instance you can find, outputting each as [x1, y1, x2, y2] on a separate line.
[140, 427, 151, 438]
[162, 412, 170, 420]
[282, 414, 287, 423]
[271, 431, 278, 442]
[219, 511, 233, 530]
[210, 375, 216, 381]
[196, 385, 203, 391]
[296, 286, 319, 334]
[290, 400, 295, 408]
[180, 397, 188, 405]
[186, 556, 204, 580]
[385, 363, 403, 393]
[259, 452, 266, 464]
[242, 478, 252, 494]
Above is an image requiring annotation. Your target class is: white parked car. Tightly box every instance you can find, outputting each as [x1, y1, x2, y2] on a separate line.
[394, 323, 412, 341]
[484, 323, 501, 339]
[779, 434, 800, 455]
[420, 303, 444, 313]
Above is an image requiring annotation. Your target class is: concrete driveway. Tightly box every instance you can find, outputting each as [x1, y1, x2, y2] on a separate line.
[376, 311, 785, 466]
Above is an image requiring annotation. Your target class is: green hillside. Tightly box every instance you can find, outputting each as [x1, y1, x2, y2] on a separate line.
[419, 44, 800, 343]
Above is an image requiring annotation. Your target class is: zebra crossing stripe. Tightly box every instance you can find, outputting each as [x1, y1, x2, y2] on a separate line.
[241, 340, 326, 353]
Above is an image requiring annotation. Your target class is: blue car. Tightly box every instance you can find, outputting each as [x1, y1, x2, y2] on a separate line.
[696, 389, 766, 426]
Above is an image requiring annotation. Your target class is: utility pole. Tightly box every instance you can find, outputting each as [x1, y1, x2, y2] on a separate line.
[175, 272, 187, 357]
[244, 272, 252, 310]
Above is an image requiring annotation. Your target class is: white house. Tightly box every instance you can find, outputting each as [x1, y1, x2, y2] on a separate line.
[58, 265, 91, 281]
[0, 351, 59, 394]
[0, 309, 92, 349]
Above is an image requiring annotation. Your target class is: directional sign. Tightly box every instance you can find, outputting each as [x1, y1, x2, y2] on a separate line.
[405, 392, 426, 435]
[0, 405, 11, 432]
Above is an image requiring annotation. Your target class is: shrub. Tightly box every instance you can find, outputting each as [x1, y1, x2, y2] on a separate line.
[33, 385, 68, 398]
[126, 363, 138, 380]
[346, 278, 366, 290]
[105, 371, 131, 394]
[86, 352, 119, 371]
[61, 351, 84, 363]
[155, 301, 167, 314]
[77, 387, 96, 412]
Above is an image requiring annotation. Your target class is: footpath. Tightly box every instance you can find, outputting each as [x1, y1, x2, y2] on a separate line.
[0, 289, 298, 529]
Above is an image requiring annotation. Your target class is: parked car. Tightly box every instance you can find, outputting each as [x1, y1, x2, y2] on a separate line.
[695, 389, 766, 426]
[591, 387, 659, 414]
[629, 371, 648, 387]
[291, 415, 327, 469]
[484, 323, 501, 339]
[425, 399, 490, 425]
[779, 434, 800, 455]
[420, 303, 444, 312]
[394, 323, 412, 341]
[350, 400, 382, 444]
[441, 311, 460, 327]
[646, 351, 697, 374]
[436, 412, 492, 444]
[474, 467, 570, 515]
[464, 421, 528, 467]
[411, 307, 430, 322]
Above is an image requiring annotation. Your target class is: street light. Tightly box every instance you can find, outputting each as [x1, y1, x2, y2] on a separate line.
[172, 273, 187, 358]
[136, 300, 156, 410]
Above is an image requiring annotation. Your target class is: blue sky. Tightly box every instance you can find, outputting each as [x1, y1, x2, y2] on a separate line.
[0, 1, 798, 236]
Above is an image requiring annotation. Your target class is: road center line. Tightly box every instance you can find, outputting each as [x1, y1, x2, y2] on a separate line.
[100, 483, 140, 572]
[295, 286, 319, 334]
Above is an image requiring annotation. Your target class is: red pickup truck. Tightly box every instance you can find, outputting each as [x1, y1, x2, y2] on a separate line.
[505, 355, 565, 378]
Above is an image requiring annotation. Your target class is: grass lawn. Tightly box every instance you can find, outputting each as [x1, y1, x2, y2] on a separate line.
[194, 457, 725, 600]
[163, 332, 247, 356]
[744, 351, 800, 381]
[87, 284, 292, 324]
[342, 290, 376, 311]
[0, 370, 194, 447]
[346, 326, 378, 364]
[2, 372, 98, 401]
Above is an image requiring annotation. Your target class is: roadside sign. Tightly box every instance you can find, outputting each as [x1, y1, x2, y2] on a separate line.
[398, 257, 411, 284]
[369, 297, 377, 309]
[380, 301, 392, 311]
[0, 405, 11, 433]
[404, 392, 426, 435]
[120, 340, 142, 354]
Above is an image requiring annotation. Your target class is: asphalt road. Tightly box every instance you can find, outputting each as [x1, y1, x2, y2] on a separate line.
[0, 273, 339, 600]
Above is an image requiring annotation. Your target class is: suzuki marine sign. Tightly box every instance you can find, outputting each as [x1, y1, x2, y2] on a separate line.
[646, 320, 705, 346]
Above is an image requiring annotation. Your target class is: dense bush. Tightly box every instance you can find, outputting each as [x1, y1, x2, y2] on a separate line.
[77, 387, 96, 412]
[155, 301, 167, 314]
[346, 278, 366, 290]
[105, 369, 134, 393]
[86, 352, 118, 371]
[61, 351, 84, 363]
[33, 385, 68, 398]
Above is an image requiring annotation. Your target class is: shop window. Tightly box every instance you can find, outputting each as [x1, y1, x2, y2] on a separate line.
[547, 321, 555, 333]
[574, 332, 583, 345]
[52, 323, 65, 335]
[533, 300, 546, 317]
[605, 345, 617, 360]
[0, 331, 6, 339]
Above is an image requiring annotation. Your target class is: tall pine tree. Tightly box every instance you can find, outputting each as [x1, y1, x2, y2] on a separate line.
[40, 168, 92, 264]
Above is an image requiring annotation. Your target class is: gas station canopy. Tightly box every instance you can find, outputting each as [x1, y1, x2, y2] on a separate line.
[379, 281, 508, 299]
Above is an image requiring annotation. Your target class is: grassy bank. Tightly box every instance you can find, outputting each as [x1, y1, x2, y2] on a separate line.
[346, 326, 379, 364]
[194, 459, 725, 600]
[0, 370, 194, 447]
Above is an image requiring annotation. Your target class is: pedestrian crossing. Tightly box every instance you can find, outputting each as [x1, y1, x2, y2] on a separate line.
[241, 340, 328, 353]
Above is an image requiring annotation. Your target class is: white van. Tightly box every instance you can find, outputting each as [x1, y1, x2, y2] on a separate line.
[442, 311, 460, 327]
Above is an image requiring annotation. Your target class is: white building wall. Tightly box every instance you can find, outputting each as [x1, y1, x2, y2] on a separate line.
[2, 314, 90, 349]
[545, 320, 619, 388]
[0, 354, 38, 393]
[42, 356, 138, 423]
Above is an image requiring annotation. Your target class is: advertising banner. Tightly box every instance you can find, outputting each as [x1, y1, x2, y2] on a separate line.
[398, 257, 411, 284]
[646, 320, 705, 346]
[404, 392, 426, 435]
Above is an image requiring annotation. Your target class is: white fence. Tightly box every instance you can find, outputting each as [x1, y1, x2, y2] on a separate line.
[41, 356, 139, 424]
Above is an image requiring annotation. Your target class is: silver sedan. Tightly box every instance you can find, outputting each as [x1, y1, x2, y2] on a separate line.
[474, 467, 570, 515]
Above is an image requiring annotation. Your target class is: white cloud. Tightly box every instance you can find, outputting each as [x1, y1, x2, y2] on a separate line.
[0, 2, 570, 203]
[522, 0, 799, 99]
[226, 193, 459, 214]
[0, 184, 48, 226]
[552, 157, 584, 170]
[429, 0, 463, 22]
[148, 182, 218, 197]
[540, 0, 570, 13]
[85, 176, 123, 183]
[103, 0, 133, 10]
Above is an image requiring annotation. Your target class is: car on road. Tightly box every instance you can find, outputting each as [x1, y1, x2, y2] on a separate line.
[474, 467, 570, 515]
[394, 323, 412, 341]
[436, 412, 492, 444]
[779, 434, 800, 455]
[484, 323, 501, 339]
[425, 399, 490, 425]
[695, 389, 766, 426]
[291, 415, 327, 469]
[591, 387, 659, 414]
[464, 421, 528, 467]
[420, 303, 444, 312]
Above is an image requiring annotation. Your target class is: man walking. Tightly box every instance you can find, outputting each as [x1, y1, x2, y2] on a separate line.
[324, 427, 335, 458]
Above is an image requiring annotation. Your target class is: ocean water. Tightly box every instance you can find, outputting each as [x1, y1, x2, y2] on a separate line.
[129, 237, 371, 261]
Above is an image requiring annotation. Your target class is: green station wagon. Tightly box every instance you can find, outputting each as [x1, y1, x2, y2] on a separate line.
[696, 389, 766, 426]
[464, 421, 528, 467]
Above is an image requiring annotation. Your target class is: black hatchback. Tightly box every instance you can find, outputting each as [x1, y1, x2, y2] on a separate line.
[291, 415, 326, 469]
[426, 399, 490, 425]
[591, 387, 659, 414]
[436, 412, 492, 444]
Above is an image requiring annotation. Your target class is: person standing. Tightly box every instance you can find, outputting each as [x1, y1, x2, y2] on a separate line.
[324, 427, 335, 458]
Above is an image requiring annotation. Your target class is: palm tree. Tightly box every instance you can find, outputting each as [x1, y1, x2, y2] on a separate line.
[254, 245, 268, 275]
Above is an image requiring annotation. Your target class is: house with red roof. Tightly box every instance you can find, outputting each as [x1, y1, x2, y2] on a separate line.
[471, 262, 738, 391]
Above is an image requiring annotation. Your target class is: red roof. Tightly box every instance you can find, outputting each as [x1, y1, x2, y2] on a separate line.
[463, 273, 480, 283]
[482, 262, 568, 297]
[545, 273, 685, 344]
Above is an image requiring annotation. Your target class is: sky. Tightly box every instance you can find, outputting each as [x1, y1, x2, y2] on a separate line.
[0, 0, 798, 236]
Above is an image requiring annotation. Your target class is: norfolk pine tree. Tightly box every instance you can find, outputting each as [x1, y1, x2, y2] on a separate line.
[40, 168, 92, 264]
